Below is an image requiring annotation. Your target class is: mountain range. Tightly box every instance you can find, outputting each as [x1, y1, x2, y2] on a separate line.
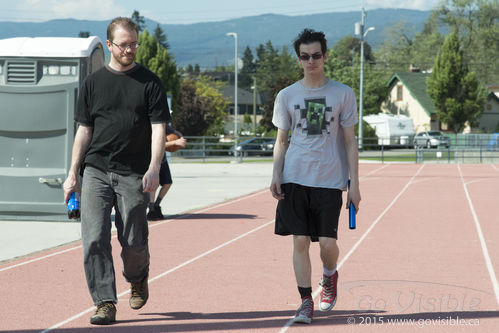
[0, 9, 430, 68]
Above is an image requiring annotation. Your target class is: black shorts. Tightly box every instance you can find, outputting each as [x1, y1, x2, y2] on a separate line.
[159, 159, 172, 185]
[275, 183, 342, 241]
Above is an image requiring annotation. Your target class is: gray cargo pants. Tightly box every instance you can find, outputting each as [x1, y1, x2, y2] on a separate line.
[81, 166, 150, 306]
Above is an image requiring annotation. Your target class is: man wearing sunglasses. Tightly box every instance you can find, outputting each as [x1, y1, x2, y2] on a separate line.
[63, 17, 170, 325]
[270, 29, 361, 324]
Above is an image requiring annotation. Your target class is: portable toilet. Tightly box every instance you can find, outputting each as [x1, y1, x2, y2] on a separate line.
[0, 36, 104, 220]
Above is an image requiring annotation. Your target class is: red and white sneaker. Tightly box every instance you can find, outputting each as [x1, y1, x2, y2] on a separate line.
[293, 296, 314, 324]
[319, 271, 338, 311]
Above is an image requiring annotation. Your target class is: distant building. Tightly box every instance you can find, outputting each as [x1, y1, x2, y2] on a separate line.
[477, 89, 499, 132]
[381, 72, 439, 133]
[199, 71, 233, 82]
[221, 84, 264, 134]
[381, 72, 499, 133]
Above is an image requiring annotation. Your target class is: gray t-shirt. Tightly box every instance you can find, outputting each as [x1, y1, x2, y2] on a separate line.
[272, 79, 358, 190]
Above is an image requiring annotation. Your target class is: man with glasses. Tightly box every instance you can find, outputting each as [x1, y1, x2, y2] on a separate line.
[270, 29, 361, 324]
[63, 17, 170, 325]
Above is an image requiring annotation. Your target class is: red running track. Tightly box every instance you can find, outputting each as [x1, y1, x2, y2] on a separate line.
[0, 163, 498, 333]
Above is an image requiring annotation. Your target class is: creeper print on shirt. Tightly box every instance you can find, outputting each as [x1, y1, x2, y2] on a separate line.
[295, 97, 333, 136]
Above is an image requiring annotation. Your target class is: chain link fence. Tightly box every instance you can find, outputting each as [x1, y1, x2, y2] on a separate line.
[168, 134, 499, 164]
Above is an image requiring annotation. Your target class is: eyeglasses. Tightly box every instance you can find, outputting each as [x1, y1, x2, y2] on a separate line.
[111, 41, 140, 51]
[299, 53, 323, 61]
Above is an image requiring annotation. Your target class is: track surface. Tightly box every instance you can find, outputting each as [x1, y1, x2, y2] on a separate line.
[1, 163, 498, 332]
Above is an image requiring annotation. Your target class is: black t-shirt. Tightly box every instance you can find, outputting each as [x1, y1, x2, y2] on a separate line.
[76, 64, 171, 175]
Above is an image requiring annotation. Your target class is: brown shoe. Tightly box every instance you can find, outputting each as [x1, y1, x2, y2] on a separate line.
[130, 277, 149, 309]
[90, 302, 116, 325]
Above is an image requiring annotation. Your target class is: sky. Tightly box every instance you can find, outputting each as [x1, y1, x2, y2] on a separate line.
[0, 0, 442, 24]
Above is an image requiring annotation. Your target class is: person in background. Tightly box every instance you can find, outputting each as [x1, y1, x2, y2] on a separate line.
[147, 124, 187, 221]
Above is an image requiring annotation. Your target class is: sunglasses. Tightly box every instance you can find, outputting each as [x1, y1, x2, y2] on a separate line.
[299, 53, 323, 61]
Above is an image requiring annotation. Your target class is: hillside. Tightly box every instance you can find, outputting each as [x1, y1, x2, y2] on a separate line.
[0, 9, 430, 68]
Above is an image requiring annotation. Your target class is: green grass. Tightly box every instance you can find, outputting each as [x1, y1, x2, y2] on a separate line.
[360, 150, 452, 162]
[170, 157, 273, 164]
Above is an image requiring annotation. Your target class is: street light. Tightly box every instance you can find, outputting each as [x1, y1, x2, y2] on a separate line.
[355, 7, 374, 150]
[226, 32, 238, 159]
[251, 76, 257, 136]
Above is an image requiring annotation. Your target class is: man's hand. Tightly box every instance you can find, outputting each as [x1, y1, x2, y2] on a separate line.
[63, 174, 81, 204]
[346, 182, 361, 213]
[142, 168, 160, 193]
[175, 137, 187, 149]
[270, 178, 285, 200]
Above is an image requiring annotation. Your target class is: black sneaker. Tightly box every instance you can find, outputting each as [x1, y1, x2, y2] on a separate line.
[147, 208, 159, 221]
[153, 206, 163, 220]
[90, 302, 116, 325]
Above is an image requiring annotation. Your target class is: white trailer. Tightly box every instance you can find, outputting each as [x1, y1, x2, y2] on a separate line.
[363, 113, 415, 146]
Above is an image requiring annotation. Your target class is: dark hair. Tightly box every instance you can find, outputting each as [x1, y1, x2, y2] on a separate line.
[293, 29, 327, 56]
[107, 17, 139, 41]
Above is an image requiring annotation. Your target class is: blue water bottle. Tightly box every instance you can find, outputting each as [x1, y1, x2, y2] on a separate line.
[348, 180, 356, 230]
[67, 192, 80, 219]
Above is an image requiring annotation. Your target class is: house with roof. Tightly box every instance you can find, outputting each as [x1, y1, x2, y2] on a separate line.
[221, 84, 264, 135]
[381, 72, 440, 133]
[381, 71, 499, 134]
[476, 89, 499, 132]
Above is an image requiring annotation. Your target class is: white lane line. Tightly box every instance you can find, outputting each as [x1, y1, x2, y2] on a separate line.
[335, 164, 424, 272]
[458, 164, 499, 306]
[365, 163, 390, 176]
[0, 189, 269, 273]
[40, 218, 275, 333]
[0, 246, 82, 273]
[492, 164, 499, 172]
[279, 164, 425, 332]
[38, 168, 386, 332]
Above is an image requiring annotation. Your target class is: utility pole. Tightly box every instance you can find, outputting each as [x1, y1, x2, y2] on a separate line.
[226, 32, 238, 160]
[355, 7, 374, 150]
[252, 76, 257, 136]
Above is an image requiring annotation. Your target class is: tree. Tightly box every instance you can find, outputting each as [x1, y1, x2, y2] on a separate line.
[255, 41, 300, 95]
[240, 46, 256, 88]
[427, 30, 487, 133]
[324, 48, 389, 139]
[410, 18, 445, 70]
[259, 76, 296, 134]
[136, 29, 180, 112]
[430, 0, 499, 84]
[173, 76, 228, 136]
[374, 1, 498, 83]
[332, 36, 374, 64]
[374, 21, 418, 72]
[255, 44, 266, 67]
[78, 31, 90, 38]
[253, 42, 300, 133]
[325, 50, 388, 117]
[153, 24, 169, 49]
[193, 76, 228, 135]
[173, 79, 212, 136]
[131, 10, 145, 32]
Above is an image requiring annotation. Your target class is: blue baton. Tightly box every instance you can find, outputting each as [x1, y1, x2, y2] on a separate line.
[348, 179, 356, 230]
